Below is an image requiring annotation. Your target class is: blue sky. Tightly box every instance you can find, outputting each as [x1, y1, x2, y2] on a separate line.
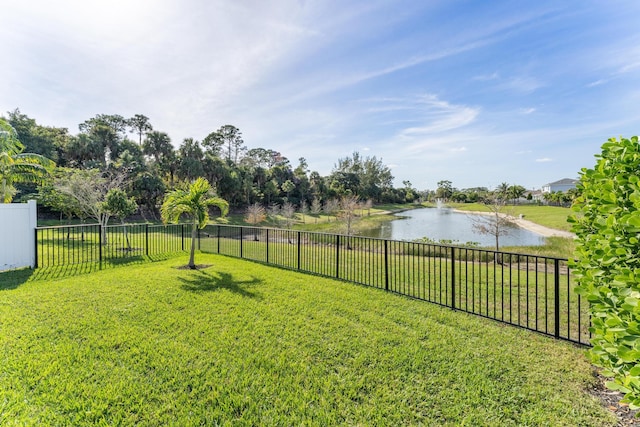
[3, 1, 640, 191]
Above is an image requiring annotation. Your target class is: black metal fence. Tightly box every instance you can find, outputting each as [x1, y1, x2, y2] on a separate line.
[34, 223, 590, 346]
[35, 223, 187, 269]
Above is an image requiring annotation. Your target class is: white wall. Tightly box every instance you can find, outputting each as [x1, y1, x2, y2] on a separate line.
[0, 200, 37, 271]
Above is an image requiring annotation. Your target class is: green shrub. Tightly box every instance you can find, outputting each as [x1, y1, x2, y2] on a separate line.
[570, 136, 640, 408]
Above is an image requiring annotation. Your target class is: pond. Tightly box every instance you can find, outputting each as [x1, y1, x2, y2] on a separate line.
[359, 207, 546, 247]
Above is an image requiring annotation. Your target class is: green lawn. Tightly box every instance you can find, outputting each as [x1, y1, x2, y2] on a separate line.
[451, 203, 573, 232]
[0, 255, 614, 425]
[204, 233, 589, 344]
[32, 224, 591, 344]
[502, 235, 576, 259]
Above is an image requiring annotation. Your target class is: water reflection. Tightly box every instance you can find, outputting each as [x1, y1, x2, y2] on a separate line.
[360, 207, 545, 247]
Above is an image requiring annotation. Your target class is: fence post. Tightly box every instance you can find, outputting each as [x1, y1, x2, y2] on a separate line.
[34, 228, 38, 268]
[181, 224, 185, 251]
[554, 258, 560, 339]
[240, 227, 243, 258]
[384, 240, 389, 291]
[99, 225, 103, 270]
[145, 224, 149, 256]
[217, 225, 221, 254]
[451, 247, 456, 310]
[266, 228, 270, 263]
[336, 235, 340, 279]
[297, 231, 301, 270]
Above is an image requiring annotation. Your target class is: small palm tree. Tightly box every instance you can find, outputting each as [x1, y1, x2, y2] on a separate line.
[161, 178, 228, 269]
[0, 119, 55, 203]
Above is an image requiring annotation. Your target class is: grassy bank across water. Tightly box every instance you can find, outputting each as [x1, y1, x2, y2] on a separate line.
[449, 203, 575, 258]
[451, 203, 573, 232]
[0, 254, 616, 425]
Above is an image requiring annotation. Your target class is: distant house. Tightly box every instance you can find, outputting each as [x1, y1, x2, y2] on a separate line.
[528, 189, 544, 202]
[541, 178, 578, 194]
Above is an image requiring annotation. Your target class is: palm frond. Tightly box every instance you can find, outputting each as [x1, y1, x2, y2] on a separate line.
[160, 178, 228, 228]
[0, 119, 24, 154]
[13, 153, 55, 168]
[205, 197, 229, 216]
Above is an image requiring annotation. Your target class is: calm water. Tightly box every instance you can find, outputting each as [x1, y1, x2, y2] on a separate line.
[360, 207, 545, 247]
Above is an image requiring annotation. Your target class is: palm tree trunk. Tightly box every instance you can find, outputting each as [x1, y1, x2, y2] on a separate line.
[189, 220, 197, 268]
[122, 219, 131, 251]
[100, 215, 109, 245]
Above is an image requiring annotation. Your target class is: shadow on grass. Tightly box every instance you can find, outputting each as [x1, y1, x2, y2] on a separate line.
[29, 259, 148, 282]
[178, 270, 263, 299]
[2, 252, 189, 286]
[0, 268, 35, 290]
[31, 264, 101, 281]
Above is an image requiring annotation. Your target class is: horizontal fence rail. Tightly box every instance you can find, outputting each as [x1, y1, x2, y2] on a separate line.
[34, 223, 590, 346]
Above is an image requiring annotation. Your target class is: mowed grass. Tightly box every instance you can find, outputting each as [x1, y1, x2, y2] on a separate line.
[206, 234, 589, 343]
[503, 236, 577, 259]
[0, 255, 615, 426]
[452, 203, 573, 232]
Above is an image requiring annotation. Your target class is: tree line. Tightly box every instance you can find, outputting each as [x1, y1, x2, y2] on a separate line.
[2, 109, 420, 220]
[433, 180, 578, 206]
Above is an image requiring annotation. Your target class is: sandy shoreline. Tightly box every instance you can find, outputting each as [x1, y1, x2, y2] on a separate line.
[452, 209, 575, 238]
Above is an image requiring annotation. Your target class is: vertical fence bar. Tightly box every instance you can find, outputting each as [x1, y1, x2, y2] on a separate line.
[544, 260, 549, 334]
[450, 247, 456, 310]
[98, 225, 103, 270]
[554, 258, 561, 339]
[266, 228, 269, 263]
[566, 266, 571, 340]
[145, 224, 149, 256]
[336, 235, 340, 279]
[240, 227, 243, 259]
[384, 239, 389, 291]
[297, 231, 301, 270]
[34, 228, 38, 268]
[217, 225, 221, 254]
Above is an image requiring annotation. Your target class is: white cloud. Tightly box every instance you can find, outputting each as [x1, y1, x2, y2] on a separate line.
[473, 72, 500, 81]
[1, 0, 324, 139]
[404, 132, 480, 155]
[587, 79, 608, 87]
[3, 1, 640, 191]
[617, 60, 640, 75]
[398, 95, 479, 137]
[501, 76, 545, 94]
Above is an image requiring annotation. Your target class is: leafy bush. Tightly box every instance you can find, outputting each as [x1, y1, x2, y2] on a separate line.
[570, 136, 640, 408]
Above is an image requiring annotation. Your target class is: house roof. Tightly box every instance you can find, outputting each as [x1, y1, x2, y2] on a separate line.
[544, 178, 578, 186]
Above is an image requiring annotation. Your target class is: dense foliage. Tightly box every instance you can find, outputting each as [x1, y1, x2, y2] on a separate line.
[570, 136, 640, 408]
[0, 117, 55, 203]
[3, 109, 417, 215]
